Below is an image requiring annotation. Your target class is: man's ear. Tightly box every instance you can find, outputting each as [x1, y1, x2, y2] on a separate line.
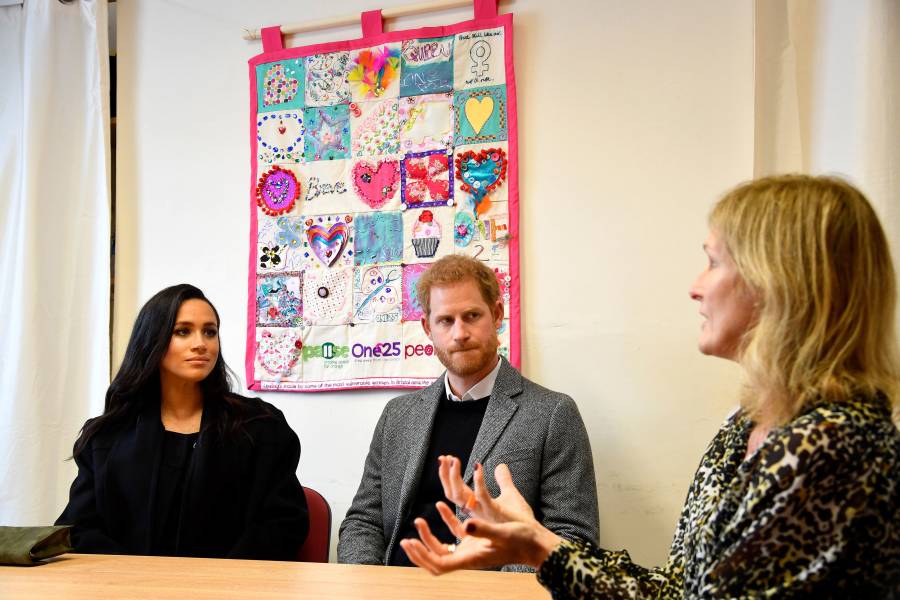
[421, 314, 432, 340]
[493, 299, 504, 329]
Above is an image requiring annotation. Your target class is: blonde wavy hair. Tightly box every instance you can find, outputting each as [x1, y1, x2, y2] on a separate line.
[710, 174, 899, 425]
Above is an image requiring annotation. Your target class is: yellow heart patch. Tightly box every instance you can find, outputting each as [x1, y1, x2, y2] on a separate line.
[464, 96, 494, 135]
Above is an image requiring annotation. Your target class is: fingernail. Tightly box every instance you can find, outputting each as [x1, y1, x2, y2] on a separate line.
[465, 522, 477, 534]
[474, 462, 481, 471]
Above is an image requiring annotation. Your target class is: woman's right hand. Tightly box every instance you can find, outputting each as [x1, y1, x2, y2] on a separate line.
[437, 455, 536, 525]
[401, 456, 562, 573]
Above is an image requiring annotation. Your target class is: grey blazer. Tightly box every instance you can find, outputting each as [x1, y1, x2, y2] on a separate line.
[338, 357, 599, 570]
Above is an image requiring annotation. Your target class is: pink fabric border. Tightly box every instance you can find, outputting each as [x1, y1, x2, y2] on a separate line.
[246, 11, 520, 391]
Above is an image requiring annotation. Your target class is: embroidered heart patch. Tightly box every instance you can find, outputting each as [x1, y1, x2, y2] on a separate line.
[352, 160, 400, 209]
[454, 148, 508, 216]
[257, 166, 301, 216]
[306, 221, 349, 267]
[257, 330, 302, 377]
[263, 64, 299, 106]
[455, 148, 507, 196]
[464, 96, 494, 135]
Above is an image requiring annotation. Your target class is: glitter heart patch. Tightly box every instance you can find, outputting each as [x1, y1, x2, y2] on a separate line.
[352, 159, 400, 209]
[257, 166, 301, 216]
[263, 63, 300, 106]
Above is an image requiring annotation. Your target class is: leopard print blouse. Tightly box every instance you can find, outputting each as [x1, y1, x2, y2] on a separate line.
[537, 395, 900, 598]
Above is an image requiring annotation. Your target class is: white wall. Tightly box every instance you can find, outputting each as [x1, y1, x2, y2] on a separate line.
[115, 0, 755, 564]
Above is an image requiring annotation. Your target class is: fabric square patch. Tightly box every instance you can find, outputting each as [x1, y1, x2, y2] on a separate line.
[298, 159, 355, 216]
[400, 37, 454, 96]
[350, 98, 400, 157]
[303, 105, 351, 161]
[348, 323, 404, 378]
[403, 206, 453, 264]
[255, 327, 303, 380]
[401, 149, 454, 209]
[258, 215, 305, 272]
[257, 58, 306, 113]
[454, 85, 507, 146]
[453, 143, 509, 218]
[399, 93, 454, 153]
[299, 325, 352, 382]
[305, 51, 351, 107]
[257, 165, 303, 217]
[402, 263, 430, 321]
[353, 212, 403, 266]
[301, 213, 355, 270]
[353, 265, 403, 325]
[453, 212, 510, 263]
[256, 272, 303, 327]
[350, 157, 402, 212]
[257, 111, 304, 164]
[453, 28, 505, 90]
[348, 44, 401, 101]
[302, 267, 354, 325]
[401, 320, 442, 378]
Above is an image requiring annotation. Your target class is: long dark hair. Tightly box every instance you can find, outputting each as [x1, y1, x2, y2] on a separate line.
[74, 284, 266, 456]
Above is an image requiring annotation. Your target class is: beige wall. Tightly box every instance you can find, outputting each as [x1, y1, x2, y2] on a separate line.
[116, 0, 754, 563]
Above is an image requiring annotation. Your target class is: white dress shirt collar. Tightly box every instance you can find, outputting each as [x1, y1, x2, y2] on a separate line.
[443, 356, 502, 402]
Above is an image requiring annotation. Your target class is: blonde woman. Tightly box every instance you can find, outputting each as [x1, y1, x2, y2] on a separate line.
[400, 175, 900, 597]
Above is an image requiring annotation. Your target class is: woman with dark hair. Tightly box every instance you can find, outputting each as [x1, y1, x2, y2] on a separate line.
[56, 284, 309, 560]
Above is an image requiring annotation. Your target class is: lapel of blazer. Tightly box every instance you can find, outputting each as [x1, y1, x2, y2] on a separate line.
[387, 376, 443, 553]
[462, 357, 523, 484]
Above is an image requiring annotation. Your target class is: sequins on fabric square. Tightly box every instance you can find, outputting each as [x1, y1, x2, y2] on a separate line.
[257, 111, 304, 164]
[304, 105, 351, 161]
[257, 59, 306, 112]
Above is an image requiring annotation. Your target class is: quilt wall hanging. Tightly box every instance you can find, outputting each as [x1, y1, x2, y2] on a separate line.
[246, 0, 519, 391]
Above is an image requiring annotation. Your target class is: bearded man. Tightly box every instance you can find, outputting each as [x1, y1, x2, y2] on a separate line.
[338, 255, 599, 571]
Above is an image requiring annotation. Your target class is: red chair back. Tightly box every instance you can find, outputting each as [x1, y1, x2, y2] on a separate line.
[297, 486, 331, 562]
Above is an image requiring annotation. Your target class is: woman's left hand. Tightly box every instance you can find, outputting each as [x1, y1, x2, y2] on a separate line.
[399, 500, 562, 574]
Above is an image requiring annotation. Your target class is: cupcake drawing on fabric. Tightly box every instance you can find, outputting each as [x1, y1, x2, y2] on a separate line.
[411, 210, 441, 258]
[403, 206, 452, 264]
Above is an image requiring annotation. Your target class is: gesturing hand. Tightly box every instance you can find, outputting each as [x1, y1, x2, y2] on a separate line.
[436, 455, 534, 525]
[399, 455, 562, 574]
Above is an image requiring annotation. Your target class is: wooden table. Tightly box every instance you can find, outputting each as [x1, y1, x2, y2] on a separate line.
[0, 554, 550, 599]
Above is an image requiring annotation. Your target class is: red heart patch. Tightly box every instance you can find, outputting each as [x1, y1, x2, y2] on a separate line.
[352, 160, 400, 210]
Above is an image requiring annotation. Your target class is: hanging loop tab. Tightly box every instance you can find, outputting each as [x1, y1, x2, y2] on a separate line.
[361, 10, 384, 38]
[473, 0, 498, 19]
[260, 26, 284, 52]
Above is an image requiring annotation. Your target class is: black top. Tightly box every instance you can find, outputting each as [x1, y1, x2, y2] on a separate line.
[56, 395, 309, 560]
[389, 395, 490, 566]
[151, 431, 199, 556]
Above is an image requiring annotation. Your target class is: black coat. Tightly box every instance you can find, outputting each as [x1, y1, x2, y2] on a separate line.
[55, 395, 309, 560]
